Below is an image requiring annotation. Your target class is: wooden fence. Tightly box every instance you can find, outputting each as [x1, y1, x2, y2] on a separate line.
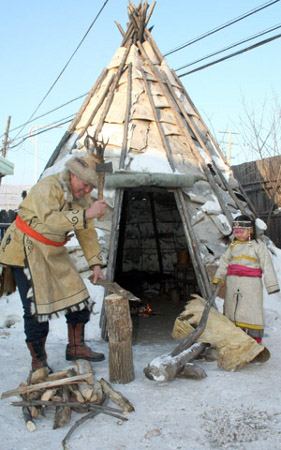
[232, 156, 281, 248]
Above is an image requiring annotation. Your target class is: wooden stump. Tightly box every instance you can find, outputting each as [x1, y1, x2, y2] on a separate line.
[104, 293, 135, 384]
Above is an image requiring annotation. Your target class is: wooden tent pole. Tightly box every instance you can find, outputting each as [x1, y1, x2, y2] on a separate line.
[44, 68, 108, 169]
[72, 73, 115, 149]
[172, 70, 228, 165]
[121, 21, 135, 47]
[140, 30, 252, 218]
[138, 42, 233, 224]
[174, 190, 212, 299]
[100, 57, 132, 340]
[100, 188, 124, 340]
[149, 193, 164, 274]
[139, 66, 175, 171]
[157, 75, 233, 222]
[172, 69, 257, 216]
[119, 63, 132, 169]
[94, 45, 131, 141]
[102, 191, 124, 280]
[162, 71, 248, 217]
[144, 28, 163, 64]
[115, 21, 125, 37]
[128, 2, 148, 43]
[144, 1, 156, 26]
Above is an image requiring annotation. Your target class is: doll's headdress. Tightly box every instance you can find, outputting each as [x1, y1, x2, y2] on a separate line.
[233, 216, 253, 229]
[232, 215, 256, 243]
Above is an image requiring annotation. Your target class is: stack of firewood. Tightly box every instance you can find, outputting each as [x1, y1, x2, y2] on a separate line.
[1, 361, 134, 448]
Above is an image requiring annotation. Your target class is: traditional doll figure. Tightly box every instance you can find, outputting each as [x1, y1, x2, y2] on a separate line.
[213, 215, 280, 344]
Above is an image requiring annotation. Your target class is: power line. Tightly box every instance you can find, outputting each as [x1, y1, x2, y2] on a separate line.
[5, 0, 281, 150]
[9, 28, 281, 148]
[178, 32, 281, 78]
[176, 24, 281, 72]
[7, 24, 281, 143]
[12, 0, 109, 143]
[6, 93, 87, 135]
[164, 0, 280, 57]
[8, 117, 74, 150]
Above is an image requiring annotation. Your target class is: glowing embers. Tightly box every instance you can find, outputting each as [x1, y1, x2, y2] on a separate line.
[130, 303, 152, 317]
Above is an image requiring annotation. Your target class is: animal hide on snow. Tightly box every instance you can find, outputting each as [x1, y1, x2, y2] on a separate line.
[172, 294, 270, 371]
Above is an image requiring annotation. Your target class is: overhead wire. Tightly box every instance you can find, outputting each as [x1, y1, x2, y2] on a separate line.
[12, 0, 109, 143]
[8, 23, 280, 142]
[7, 93, 88, 135]
[6, 0, 280, 152]
[8, 116, 75, 150]
[175, 23, 281, 72]
[178, 32, 281, 77]
[164, 0, 280, 57]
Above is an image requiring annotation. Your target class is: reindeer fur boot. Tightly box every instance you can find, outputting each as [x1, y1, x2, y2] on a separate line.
[66, 323, 105, 362]
[26, 337, 50, 372]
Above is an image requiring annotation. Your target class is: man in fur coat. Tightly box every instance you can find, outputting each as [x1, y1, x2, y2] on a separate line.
[0, 153, 107, 371]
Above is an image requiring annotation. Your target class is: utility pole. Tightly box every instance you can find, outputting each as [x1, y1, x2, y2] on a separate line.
[218, 130, 239, 165]
[1, 116, 11, 158]
[29, 123, 63, 183]
[29, 125, 41, 183]
[0, 116, 12, 186]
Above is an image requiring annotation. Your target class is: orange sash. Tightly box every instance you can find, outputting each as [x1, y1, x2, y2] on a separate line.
[15, 215, 66, 247]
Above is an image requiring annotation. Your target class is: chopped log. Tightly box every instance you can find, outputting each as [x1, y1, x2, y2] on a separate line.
[75, 360, 95, 400]
[53, 386, 71, 429]
[22, 406, 36, 432]
[100, 378, 134, 412]
[31, 367, 50, 384]
[30, 406, 40, 418]
[104, 293, 135, 384]
[1, 372, 94, 399]
[90, 381, 104, 405]
[12, 400, 126, 414]
[26, 389, 44, 402]
[47, 370, 72, 382]
[19, 380, 36, 432]
[143, 342, 207, 382]
[176, 363, 207, 380]
[68, 385, 85, 403]
[75, 361, 94, 380]
[41, 389, 58, 402]
[52, 396, 63, 402]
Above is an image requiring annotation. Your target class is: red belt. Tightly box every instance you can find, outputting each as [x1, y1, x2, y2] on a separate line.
[15, 215, 66, 247]
[227, 264, 262, 278]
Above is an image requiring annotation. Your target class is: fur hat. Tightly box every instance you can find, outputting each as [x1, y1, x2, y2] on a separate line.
[65, 154, 99, 186]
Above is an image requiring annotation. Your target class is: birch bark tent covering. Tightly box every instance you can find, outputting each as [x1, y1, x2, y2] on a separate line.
[42, 1, 256, 338]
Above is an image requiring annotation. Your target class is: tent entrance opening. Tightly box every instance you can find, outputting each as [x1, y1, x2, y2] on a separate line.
[114, 188, 200, 342]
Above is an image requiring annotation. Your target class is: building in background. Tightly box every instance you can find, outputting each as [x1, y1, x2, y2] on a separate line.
[0, 185, 31, 210]
[232, 155, 281, 248]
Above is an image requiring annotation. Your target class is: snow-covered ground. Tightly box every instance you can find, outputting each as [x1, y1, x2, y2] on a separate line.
[1, 253, 281, 450]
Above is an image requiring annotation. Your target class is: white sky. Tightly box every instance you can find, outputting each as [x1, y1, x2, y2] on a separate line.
[1, 0, 281, 185]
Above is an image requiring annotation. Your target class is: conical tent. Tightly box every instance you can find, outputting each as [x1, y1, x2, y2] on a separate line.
[43, 1, 256, 338]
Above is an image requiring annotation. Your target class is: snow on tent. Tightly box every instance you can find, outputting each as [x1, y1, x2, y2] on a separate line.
[42, 1, 260, 341]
